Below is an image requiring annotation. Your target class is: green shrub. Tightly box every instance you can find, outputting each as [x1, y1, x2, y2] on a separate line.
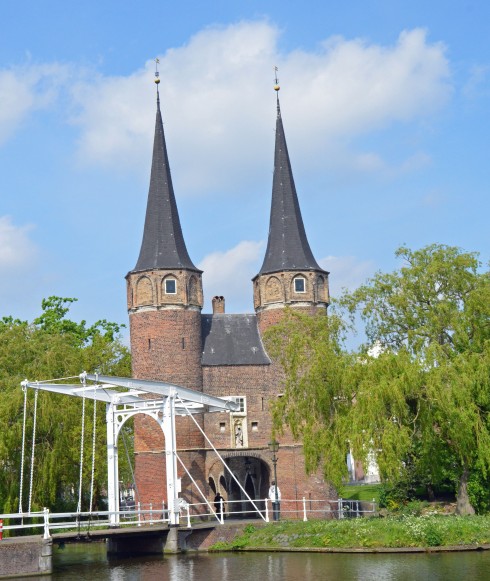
[425, 525, 443, 547]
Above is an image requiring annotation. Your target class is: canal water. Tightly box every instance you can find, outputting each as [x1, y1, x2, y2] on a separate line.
[40, 542, 490, 580]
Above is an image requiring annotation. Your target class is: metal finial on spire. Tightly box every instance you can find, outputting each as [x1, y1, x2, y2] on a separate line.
[154, 58, 161, 84]
[273, 65, 280, 92]
[273, 66, 280, 117]
[154, 57, 160, 104]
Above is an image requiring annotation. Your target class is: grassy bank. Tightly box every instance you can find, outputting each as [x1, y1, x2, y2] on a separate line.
[340, 483, 381, 503]
[210, 516, 490, 551]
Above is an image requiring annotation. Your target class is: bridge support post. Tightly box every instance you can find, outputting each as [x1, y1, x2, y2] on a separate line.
[164, 526, 180, 553]
[106, 401, 120, 526]
[163, 393, 180, 526]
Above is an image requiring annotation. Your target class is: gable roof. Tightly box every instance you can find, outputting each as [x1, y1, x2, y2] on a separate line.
[201, 314, 271, 366]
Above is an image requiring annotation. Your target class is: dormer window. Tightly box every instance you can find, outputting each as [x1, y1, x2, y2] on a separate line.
[165, 278, 177, 294]
[294, 276, 306, 293]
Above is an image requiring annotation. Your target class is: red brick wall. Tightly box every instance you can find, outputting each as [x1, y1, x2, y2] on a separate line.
[129, 297, 335, 516]
[129, 308, 203, 388]
[202, 363, 336, 509]
[257, 303, 327, 335]
[129, 307, 206, 507]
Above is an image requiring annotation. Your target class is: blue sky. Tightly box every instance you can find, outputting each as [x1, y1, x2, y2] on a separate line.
[1, 1, 489, 340]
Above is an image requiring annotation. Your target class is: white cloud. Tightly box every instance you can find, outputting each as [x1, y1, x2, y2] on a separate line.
[198, 240, 264, 312]
[0, 64, 69, 145]
[71, 22, 451, 193]
[0, 215, 40, 316]
[319, 255, 375, 298]
[197, 245, 375, 311]
[462, 64, 490, 99]
[285, 29, 450, 139]
[0, 216, 38, 269]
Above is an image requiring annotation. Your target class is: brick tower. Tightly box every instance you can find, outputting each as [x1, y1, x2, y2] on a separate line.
[126, 82, 205, 507]
[253, 85, 330, 333]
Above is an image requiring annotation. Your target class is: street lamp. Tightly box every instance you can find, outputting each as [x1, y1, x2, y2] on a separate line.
[268, 439, 280, 521]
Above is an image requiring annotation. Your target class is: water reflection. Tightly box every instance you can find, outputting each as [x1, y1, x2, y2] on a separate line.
[49, 542, 490, 581]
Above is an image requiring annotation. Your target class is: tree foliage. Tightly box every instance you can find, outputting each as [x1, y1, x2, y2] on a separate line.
[266, 245, 490, 514]
[0, 297, 131, 514]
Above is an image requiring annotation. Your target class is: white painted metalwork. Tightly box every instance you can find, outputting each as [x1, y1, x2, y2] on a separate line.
[21, 373, 240, 528]
[76, 378, 86, 513]
[0, 498, 377, 538]
[28, 386, 39, 514]
[18, 384, 28, 513]
[176, 395, 268, 522]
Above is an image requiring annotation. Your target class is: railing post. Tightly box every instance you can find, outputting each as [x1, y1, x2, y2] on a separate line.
[338, 497, 343, 519]
[265, 498, 269, 523]
[137, 502, 141, 527]
[220, 498, 224, 525]
[186, 504, 191, 529]
[302, 497, 308, 521]
[43, 507, 51, 540]
[162, 501, 165, 524]
[150, 503, 153, 525]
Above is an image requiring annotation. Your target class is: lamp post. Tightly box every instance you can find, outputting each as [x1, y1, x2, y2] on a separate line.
[268, 439, 280, 521]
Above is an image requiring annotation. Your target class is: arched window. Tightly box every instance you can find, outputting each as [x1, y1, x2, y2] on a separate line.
[293, 276, 306, 293]
[164, 276, 177, 295]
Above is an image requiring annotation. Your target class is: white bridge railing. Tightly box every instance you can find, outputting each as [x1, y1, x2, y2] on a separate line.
[0, 498, 376, 539]
[182, 497, 377, 526]
[0, 503, 169, 539]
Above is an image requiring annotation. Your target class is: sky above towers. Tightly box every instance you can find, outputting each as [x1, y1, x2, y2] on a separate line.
[1, 1, 489, 344]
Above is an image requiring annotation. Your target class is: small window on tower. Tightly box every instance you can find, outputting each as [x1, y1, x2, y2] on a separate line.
[165, 278, 177, 294]
[294, 277, 306, 293]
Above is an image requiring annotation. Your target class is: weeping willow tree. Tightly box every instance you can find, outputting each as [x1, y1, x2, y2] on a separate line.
[265, 245, 490, 514]
[0, 297, 131, 513]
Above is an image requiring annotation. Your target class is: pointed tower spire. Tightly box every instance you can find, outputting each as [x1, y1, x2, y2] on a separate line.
[253, 72, 329, 327]
[257, 74, 324, 275]
[131, 62, 199, 273]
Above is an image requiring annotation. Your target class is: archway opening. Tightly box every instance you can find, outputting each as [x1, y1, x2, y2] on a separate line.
[208, 456, 270, 519]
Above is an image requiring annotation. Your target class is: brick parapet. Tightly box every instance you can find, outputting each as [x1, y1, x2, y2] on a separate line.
[253, 269, 329, 311]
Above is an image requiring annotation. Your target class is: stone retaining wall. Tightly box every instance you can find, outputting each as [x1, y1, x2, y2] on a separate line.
[0, 538, 52, 578]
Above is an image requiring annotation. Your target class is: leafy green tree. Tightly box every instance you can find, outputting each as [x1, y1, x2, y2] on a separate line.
[265, 309, 355, 486]
[0, 297, 131, 515]
[266, 245, 490, 514]
[345, 245, 490, 514]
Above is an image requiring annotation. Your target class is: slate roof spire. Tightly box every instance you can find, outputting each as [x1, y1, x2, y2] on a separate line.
[131, 69, 199, 273]
[257, 77, 324, 276]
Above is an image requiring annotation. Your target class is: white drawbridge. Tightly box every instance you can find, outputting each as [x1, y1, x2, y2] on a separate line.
[20, 373, 266, 527]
